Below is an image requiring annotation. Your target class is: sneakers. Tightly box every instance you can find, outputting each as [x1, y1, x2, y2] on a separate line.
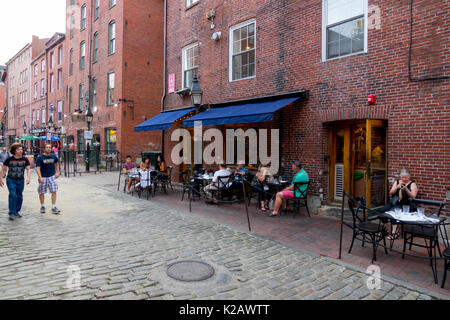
[15, 212, 23, 218]
[8, 214, 15, 221]
[40, 207, 46, 214]
[51, 207, 61, 215]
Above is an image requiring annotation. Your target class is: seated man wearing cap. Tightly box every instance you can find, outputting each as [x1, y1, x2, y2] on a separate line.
[270, 161, 308, 217]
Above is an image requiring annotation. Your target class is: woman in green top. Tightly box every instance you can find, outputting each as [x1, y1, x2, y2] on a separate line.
[270, 161, 309, 217]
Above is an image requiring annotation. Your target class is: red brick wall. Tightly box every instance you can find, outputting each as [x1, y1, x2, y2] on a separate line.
[163, 0, 450, 210]
[64, 0, 164, 161]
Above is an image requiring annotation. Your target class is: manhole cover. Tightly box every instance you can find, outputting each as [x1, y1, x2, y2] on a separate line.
[167, 260, 215, 282]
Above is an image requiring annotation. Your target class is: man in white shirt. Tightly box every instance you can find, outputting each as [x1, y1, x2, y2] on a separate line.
[204, 163, 230, 203]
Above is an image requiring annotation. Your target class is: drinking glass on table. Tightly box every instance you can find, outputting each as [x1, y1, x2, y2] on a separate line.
[402, 205, 410, 214]
[417, 207, 425, 219]
[394, 207, 402, 217]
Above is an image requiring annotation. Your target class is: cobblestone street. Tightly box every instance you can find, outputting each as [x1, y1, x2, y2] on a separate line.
[0, 172, 448, 300]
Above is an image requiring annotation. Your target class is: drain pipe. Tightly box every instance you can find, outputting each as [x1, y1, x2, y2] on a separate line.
[160, 0, 167, 158]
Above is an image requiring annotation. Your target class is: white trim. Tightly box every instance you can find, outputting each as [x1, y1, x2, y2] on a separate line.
[229, 18, 256, 82]
[181, 42, 199, 89]
[321, 0, 368, 62]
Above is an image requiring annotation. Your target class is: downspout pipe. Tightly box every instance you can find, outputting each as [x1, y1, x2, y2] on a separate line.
[160, 0, 167, 157]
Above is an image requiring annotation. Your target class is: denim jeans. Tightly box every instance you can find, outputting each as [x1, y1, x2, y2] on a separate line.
[6, 178, 24, 215]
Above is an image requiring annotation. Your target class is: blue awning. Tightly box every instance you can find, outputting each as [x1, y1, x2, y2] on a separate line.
[182, 97, 298, 127]
[134, 108, 196, 132]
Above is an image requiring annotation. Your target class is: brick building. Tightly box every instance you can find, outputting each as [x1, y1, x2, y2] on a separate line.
[0, 66, 6, 144]
[4, 36, 49, 149]
[146, 0, 449, 213]
[64, 0, 164, 161]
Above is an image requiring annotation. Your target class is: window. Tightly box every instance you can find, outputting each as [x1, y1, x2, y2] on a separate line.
[80, 41, 86, 70]
[34, 64, 38, 76]
[182, 43, 199, 89]
[50, 52, 54, 69]
[108, 21, 116, 55]
[58, 46, 63, 64]
[58, 101, 63, 122]
[40, 79, 45, 96]
[70, 49, 74, 75]
[32, 110, 35, 123]
[230, 20, 256, 81]
[70, 15, 75, 39]
[322, 0, 367, 60]
[93, 32, 99, 63]
[34, 83, 37, 99]
[69, 87, 73, 113]
[49, 104, 54, 121]
[92, 78, 97, 109]
[105, 128, 117, 153]
[50, 73, 54, 92]
[79, 83, 84, 111]
[107, 72, 114, 105]
[41, 59, 45, 72]
[37, 108, 40, 121]
[110, 0, 116, 8]
[58, 69, 63, 90]
[95, 0, 100, 20]
[41, 108, 46, 124]
[81, 4, 87, 30]
[186, 0, 199, 6]
[78, 130, 85, 153]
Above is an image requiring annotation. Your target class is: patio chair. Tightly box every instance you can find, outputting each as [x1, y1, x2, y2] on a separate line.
[137, 170, 153, 200]
[214, 175, 233, 205]
[442, 246, 450, 288]
[346, 192, 388, 263]
[401, 199, 445, 261]
[284, 181, 311, 218]
[167, 166, 173, 190]
[181, 170, 200, 201]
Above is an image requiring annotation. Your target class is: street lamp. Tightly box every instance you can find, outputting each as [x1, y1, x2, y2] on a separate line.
[190, 75, 203, 113]
[85, 105, 93, 172]
[47, 116, 54, 129]
[23, 120, 27, 134]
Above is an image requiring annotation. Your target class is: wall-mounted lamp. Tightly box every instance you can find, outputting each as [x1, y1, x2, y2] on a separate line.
[206, 9, 216, 29]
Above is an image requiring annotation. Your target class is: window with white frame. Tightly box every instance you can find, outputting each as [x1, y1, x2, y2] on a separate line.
[80, 41, 86, 70]
[108, 21, 116, 55]
[110, 0, 116, 8]
[34, 64, 38, 76]
[186, 0, 199, 7]
[58, 101, 63, 122]
[107, 72, 114, 105]
[92, 78, 97, 109]
[230, 20, 256, 81]
[81, 4, 87, 30]
[50, 52, 54, 69]
[41, 108, 46, 124]
[58, 46, 63, 64]
[322, 0, 367, 60]
[34, 83, 37, 99]
[79, 83, 84, 111]
[50, 73, 54, 92]
[40, 79, 45, 96]
[182, 43, 199, 89]
[41, 59, 45, 72]
[95, 0, 100, 20]
[58, 69, 63, 90]
[37, 108, 40, 121]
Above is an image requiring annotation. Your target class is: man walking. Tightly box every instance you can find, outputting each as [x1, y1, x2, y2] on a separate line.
[0, 143, 31, 220]
[0, 147, 10, 165]
[36, 143, 61, 214]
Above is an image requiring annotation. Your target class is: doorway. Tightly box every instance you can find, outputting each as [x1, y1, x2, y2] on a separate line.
[329, 120, 387, 208]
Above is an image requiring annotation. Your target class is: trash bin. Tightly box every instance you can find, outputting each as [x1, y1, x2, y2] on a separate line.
[141, 151, 162, 168]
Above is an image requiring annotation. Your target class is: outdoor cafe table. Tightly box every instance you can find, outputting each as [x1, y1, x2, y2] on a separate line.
[376, 211, 448, 284]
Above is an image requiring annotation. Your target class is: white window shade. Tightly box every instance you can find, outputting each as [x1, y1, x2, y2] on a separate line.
[327, 0, 364, 25]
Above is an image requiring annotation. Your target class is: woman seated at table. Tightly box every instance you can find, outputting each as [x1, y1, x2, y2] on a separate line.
[230, 160, 249, 200]
[156, 155, 168, 182]
[270, 161, 308, 217]
[380, 168, 418, 239]
[139, 157, 151, 171]
[251, 164, 272, 211]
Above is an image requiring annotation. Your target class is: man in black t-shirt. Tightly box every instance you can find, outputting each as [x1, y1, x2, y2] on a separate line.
[0, 143, 31, 220]
[36, 143, 61, 214]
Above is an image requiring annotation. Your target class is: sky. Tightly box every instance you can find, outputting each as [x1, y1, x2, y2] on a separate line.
[0, 0, 66, 65]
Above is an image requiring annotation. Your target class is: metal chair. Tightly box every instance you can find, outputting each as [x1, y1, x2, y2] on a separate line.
[401, 199, 445, 266]
[346, 192, 388, 263]
[284, 181, 310, 218]
[137, 170, 153, 200]
[442, 246, 450, 288]
[181, 170, 200, 201]
[214, 175, 233, 206]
